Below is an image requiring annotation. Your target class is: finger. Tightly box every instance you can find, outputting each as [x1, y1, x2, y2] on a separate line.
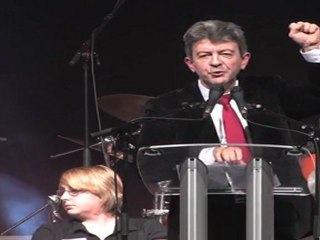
[224, 148, 242, 163]
[222, 147, 246, 164]
[289, 22, 304, 32]
[213, 148, 224, 162]
[222, 147, 240, 162]
[222, 150, 231, 162]
[288, 22, 299, 31]
[308, 23, 320, 34]
[224, 147, 241, 160]
[234, 147, 243, 161]
[237, 148, 248, 164]
[298, 22, 319, 34]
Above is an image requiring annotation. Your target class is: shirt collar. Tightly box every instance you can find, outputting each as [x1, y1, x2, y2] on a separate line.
[67, 217, 138, 235]
[67, 219, 87, 234]
[198, 79, 239, 101]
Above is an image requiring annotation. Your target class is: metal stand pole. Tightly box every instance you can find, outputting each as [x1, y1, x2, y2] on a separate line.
[179, 158, 208, 240]
[246, 158, 274, 240]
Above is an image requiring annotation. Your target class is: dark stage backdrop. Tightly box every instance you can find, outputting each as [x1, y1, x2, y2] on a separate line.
[0, 0, 319, 235]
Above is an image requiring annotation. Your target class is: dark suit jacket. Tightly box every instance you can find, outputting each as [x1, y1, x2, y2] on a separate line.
[136, 76, 315, 239]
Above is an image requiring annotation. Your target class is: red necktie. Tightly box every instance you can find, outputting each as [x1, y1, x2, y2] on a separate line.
[218, 95, 252, 163]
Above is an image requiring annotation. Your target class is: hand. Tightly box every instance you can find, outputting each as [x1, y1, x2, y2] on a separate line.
[213, 146, 246, 164]
[288, 21, 320, 51]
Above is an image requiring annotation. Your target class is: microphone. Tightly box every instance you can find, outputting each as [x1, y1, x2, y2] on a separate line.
[230, 85, 318, 143]
[203, 85, 225, 118]
[48, 195, 62, 222]
[231, 86, 253, 119]
[48, 195, 60, 206]
[91, 86, 223, 139]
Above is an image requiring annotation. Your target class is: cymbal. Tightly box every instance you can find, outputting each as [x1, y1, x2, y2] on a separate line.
[98, 94, 154, 122]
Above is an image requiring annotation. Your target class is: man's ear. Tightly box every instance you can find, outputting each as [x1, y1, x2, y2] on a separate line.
[184, 57, 196, 72]
[240, 52, 251, 70]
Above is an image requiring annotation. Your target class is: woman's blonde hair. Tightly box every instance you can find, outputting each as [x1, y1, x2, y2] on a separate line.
[59, 165, 123, 214]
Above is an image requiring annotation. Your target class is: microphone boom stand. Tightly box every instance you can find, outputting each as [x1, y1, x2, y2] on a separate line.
[0, 198, 57, 236]
[68, 0, 127, 167]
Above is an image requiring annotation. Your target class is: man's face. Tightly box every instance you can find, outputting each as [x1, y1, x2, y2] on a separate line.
[184, 38, 251, 90]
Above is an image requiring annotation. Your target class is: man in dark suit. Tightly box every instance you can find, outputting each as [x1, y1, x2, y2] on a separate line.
[137, 20, 320, 239]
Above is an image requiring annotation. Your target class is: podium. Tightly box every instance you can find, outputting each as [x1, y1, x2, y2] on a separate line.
[137, 143, 313, 240]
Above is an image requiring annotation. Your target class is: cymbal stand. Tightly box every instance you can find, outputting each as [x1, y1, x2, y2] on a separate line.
[50, 141, 104, 159]
[68, 42, 94, 167]
[115, 132, 136, 240]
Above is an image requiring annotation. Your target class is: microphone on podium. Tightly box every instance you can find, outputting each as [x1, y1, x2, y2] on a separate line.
[202, 85, 225, 118]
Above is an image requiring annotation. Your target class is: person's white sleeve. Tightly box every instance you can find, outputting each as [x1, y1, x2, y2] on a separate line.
[307, 170, 315, 197]
[198, 147, 215, 165]
[300, 48, 320, 63]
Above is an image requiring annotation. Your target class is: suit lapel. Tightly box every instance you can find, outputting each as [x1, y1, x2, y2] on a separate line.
[177, 82, 220, 143]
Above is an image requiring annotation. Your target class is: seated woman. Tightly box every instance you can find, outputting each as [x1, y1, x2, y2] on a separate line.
[31, 165, 167, 240]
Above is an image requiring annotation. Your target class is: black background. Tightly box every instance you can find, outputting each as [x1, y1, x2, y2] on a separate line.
[0, 0, 319, 235]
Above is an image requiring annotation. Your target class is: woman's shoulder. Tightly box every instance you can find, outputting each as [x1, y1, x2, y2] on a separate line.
[129, 218, 167, 239]
[31, 219, 81, 240]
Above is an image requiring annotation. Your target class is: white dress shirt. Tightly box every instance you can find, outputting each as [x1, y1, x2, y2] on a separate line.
[301, 48, 320, 63]
[198, 80, 248, 144]
[198, 80, 248, 165]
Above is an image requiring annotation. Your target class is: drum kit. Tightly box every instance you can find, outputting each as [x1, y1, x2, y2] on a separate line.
[51, 94, 153, 159]
[52, 93, 170, 224]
